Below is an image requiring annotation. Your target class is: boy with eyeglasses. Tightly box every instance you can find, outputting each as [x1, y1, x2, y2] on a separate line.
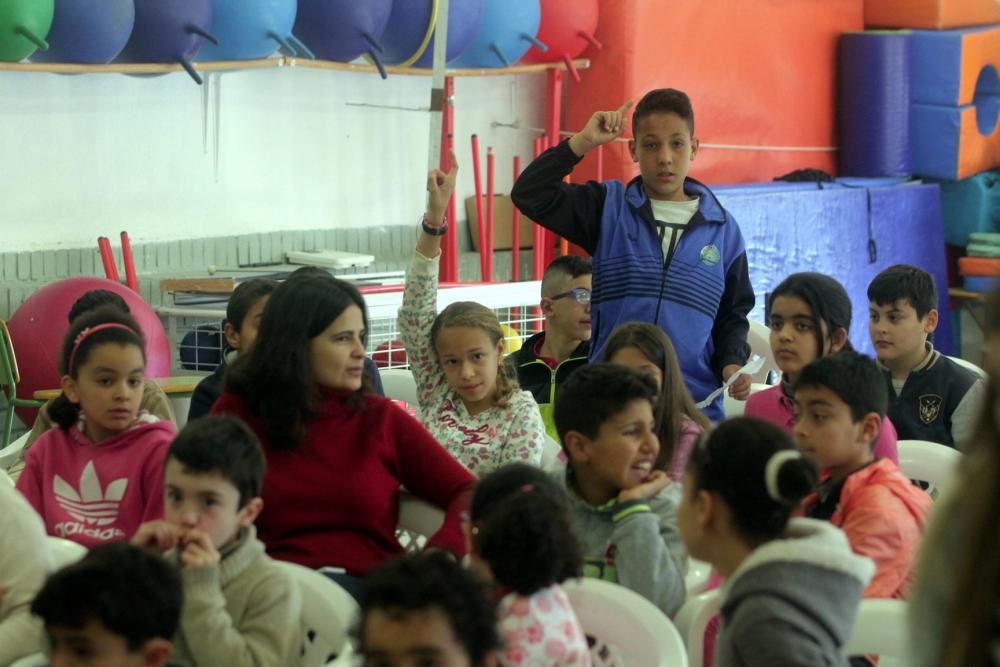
[506, 255, 593, 439]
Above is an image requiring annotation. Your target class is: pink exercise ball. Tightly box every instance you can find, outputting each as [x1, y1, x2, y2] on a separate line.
[8, 277, 171, 425]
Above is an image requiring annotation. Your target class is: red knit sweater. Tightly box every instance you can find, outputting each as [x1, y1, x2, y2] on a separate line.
[212, 389, 475, 576]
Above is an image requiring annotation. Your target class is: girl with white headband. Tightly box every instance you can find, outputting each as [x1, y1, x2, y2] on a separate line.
[16, 305, 174, 547]
[677, 417, 874, 667]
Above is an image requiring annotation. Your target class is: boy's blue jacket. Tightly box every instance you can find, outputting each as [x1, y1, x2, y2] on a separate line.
[512, 140, 753, 420]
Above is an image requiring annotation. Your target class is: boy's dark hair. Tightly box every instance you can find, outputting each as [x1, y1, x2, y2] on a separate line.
[687, 418, 818, 543]
[541, 255, 592, 297]
[358, 551, 500, 666]
[867, 264, 938, 319]
[68, 289, 130, 324]
[470, 463, 582, 596]
[794, 350, 888, 423]
[32, 542, 182, 651]
[226, 279, 277, 333]
[632, 88, 695, 138]
[554, 363, 657, 443]
[768, 273, 854, 358]
[168, 416, 266, 507]
[50, 305, 147, 430]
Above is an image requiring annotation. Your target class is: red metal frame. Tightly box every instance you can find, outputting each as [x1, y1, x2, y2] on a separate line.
[485, 147, 496, 283]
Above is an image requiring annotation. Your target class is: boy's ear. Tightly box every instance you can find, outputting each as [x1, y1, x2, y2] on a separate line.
[691, 136, 700, 161]
[223, 322, 241, 350]
[60, 374, 80, 404]
[858, 412, 882, 448]
[562, 430, 590, 464]
[627, 138, 638, 163]
[539, 296, 555, 318]
[142, 638, 173, 667]
[238, 497, 264, 528]
[695, 488, 714, 530]
[923, 308, 939, 334]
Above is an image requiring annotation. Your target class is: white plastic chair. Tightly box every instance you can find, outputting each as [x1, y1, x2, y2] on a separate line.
[563, 577, 688, 667]
[685, 558, 713, 595]
[47, 536, 87, 567]
[379, 368, 419, 407]
[274, 560, 359, 667]
[722, 382, 770, 419]
[946, 354, 986, 378]
[397, 491, 445, 554]
[0, 467, 12, 488]
[843, 598, 908, 665]
[541, 434, 562, 471]
[897, 439, 961, 494]
[747, 320, 779, 384]
[674, 589, 722, 667]
[0, 432, 29, 471]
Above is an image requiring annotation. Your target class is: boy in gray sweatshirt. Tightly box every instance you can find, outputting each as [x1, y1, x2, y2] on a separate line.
[552, 363, 688, 616]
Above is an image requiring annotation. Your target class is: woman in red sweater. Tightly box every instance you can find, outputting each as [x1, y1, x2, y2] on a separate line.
[211, 269, 474, 596]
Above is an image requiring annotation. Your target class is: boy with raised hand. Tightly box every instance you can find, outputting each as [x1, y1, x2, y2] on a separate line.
[552, 362, 687, 616]
[512, 89, 755, 421]
[31, 542, 182, 667]
[357, 551, 501, 667]
[794, 350, 932, 601]
[506, 255, 592, 438]
[868, 264, 984, 448]
[132, 416, 302, 666]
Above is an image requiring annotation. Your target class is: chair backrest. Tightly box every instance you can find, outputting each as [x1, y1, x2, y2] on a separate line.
[685, 558, 713, 595]
[897, 439, 962, 493]
[946, 354, 986, 378]
[46, 536, 88, 568]
[541, 434, 563, 470]
[397, 491, 445, 553]
[563, 578, 688, 667]
[379, 368, 419, 407]
[0, 432, 30, 471]
[842, 598, 908, 658]
[747, 319, 778, 383]
[674, 589, 723, 667]
[722, 382, 770, 419]
[274, 560, 359, 667]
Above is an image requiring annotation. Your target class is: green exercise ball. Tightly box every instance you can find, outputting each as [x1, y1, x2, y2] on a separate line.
[0, 0, 54, 61]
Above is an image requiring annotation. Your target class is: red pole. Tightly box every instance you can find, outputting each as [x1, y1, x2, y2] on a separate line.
[532, 137, 545, 281]
[120, 231, 139, 293]
[97, 237, 119, 282]
[471, 134, 486, 281]
[439, 76, 458, 282]
[485, 147, 495, 283]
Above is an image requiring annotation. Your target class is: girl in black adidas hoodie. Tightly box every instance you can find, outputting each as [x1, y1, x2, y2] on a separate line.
[678, 418, 874, 667]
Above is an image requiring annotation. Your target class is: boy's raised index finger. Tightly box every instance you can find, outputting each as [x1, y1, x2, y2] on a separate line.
[617, 100, 634, 115]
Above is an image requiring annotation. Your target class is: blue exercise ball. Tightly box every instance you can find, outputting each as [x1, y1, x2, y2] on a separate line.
[196, 0, 313, 61]
[380, 0, 483, 68]
[452, 0, 545, 68]
[118, 0, 217, 83]
[294, 0, 393, 78]
[30, 0, 134, 64]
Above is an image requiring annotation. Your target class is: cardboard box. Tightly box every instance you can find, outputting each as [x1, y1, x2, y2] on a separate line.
[465, 195, 538, 251]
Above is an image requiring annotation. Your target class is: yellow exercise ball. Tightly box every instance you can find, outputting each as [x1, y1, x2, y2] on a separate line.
[502, 324, 522, 354]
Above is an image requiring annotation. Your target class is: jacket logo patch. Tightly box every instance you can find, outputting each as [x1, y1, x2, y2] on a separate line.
[918, 394, 943, 424]
[699, 244, 721, 267]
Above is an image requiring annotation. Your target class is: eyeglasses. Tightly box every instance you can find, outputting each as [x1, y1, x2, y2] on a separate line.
[550, 287, 591, 305]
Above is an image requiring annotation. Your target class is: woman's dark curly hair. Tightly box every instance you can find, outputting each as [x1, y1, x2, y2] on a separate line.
[470, 463, 582, 596]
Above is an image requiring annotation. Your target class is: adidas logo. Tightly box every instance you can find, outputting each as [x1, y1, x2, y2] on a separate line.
[54, 461, 128, 527]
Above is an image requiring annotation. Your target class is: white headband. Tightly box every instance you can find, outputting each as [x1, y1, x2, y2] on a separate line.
[764, 450, 802, 503]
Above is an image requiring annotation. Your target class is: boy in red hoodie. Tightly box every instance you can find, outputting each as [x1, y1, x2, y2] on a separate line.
[793, 350, 931, 601]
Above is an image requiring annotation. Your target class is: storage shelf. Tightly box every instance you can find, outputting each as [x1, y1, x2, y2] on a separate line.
[0, 57, 590, 78]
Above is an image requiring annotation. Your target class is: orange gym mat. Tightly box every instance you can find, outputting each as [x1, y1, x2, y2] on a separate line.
[566, 0, 864, 185]
[959, 256, 1000, 276]
[865, 0, 1000, 29]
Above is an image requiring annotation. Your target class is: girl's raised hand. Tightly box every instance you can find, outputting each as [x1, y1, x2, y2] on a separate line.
[426, 150, 458, 224]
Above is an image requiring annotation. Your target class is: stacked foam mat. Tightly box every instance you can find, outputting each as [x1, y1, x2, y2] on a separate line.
[840, 1, 1000, 180]
[838, 0, 1000, 300]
